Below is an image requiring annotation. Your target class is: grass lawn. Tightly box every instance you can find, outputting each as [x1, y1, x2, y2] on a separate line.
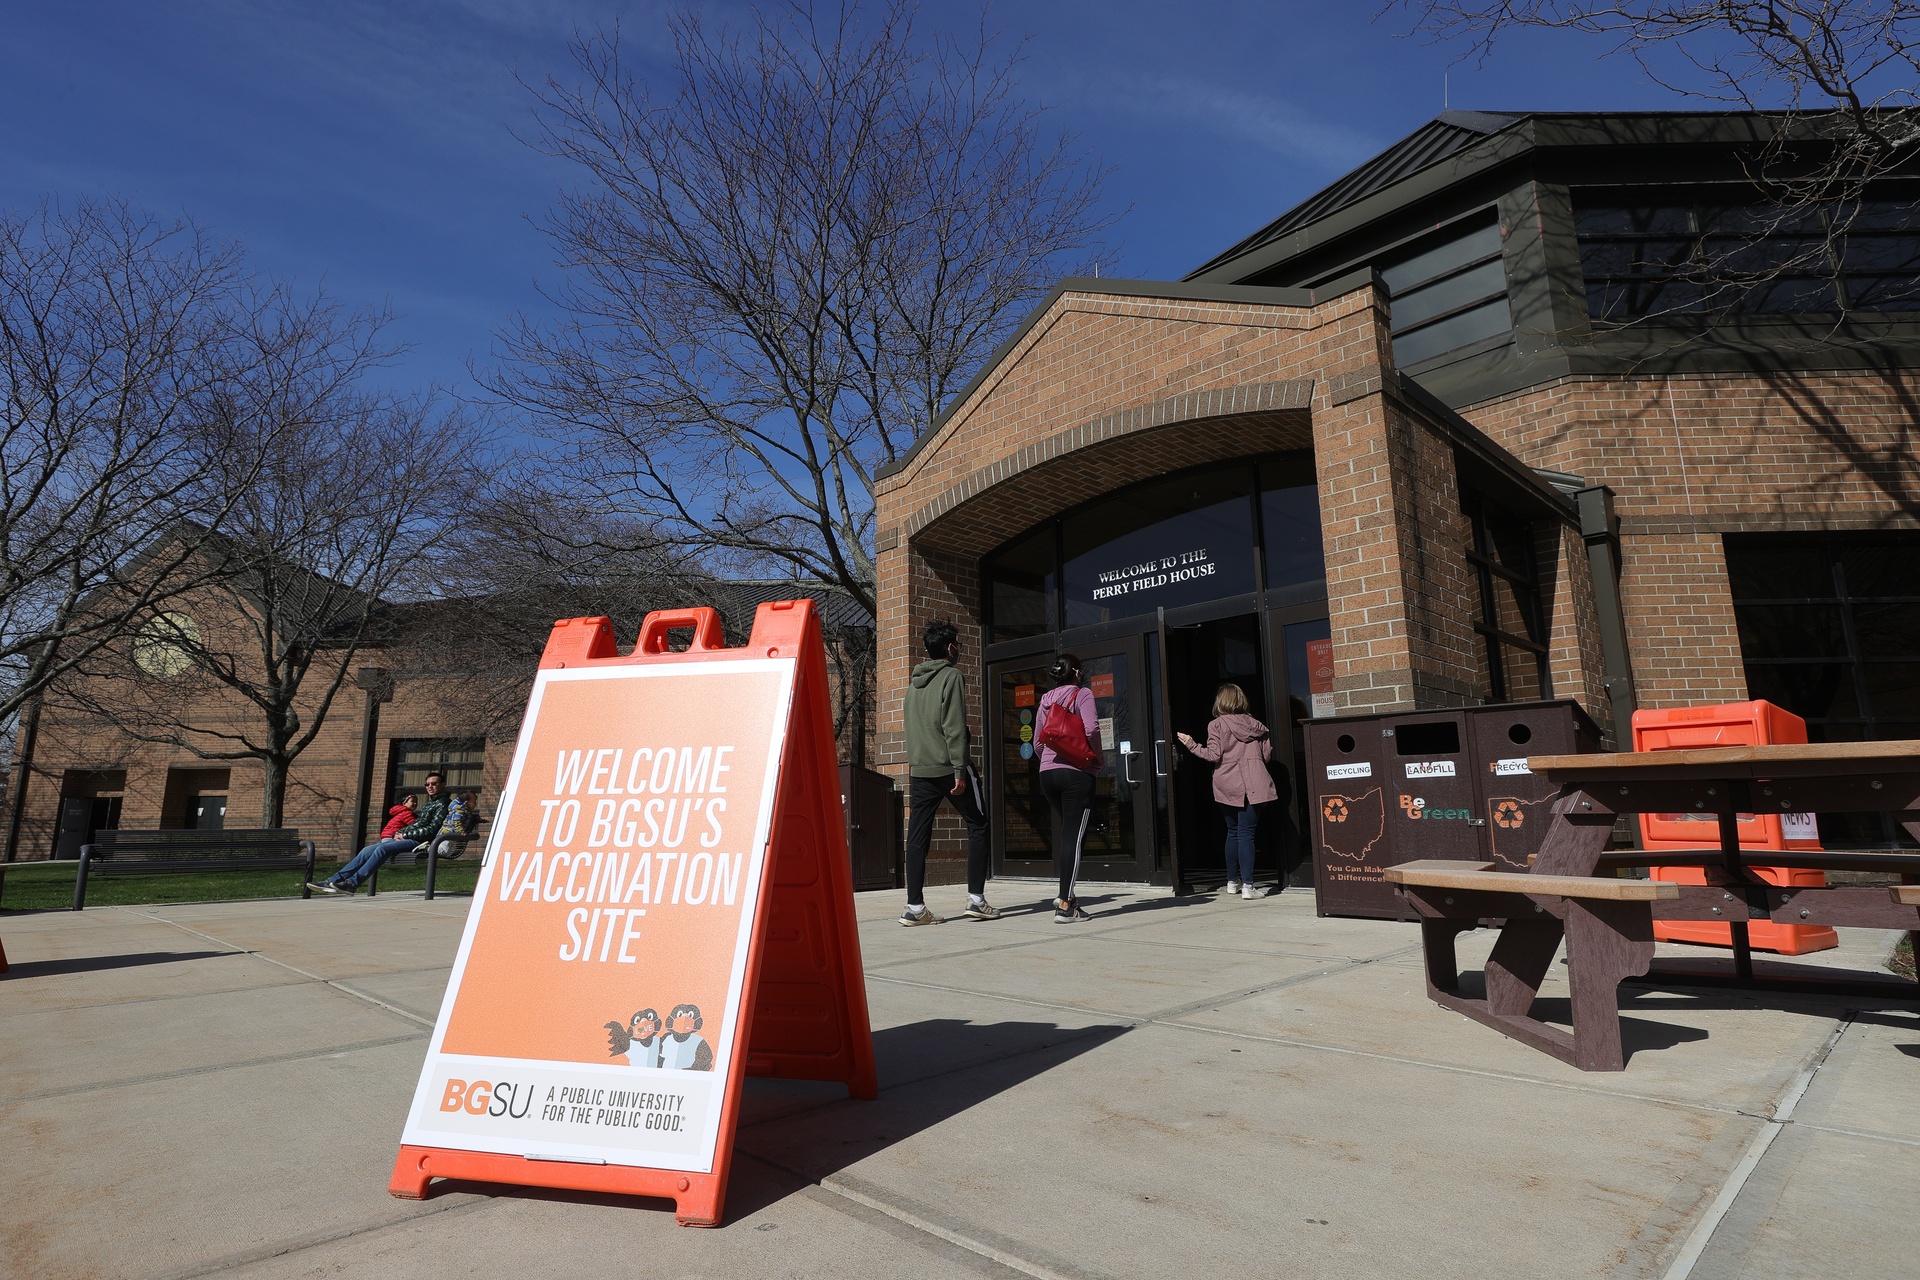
[0, 858, 479, 912]
[1895, 935, 1916, 980]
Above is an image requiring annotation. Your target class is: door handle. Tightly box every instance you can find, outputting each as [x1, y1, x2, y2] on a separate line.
[1154, 740, 1169, 777]
[1124, 750, 1144, 785]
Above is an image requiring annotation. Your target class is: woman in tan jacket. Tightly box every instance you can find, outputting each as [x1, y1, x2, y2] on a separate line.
[1177, 683, 1278, 900]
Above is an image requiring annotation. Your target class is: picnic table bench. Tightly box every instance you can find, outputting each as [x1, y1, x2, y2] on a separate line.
[73, 829, 317, 910]
[1385, 741, 1920, 1071]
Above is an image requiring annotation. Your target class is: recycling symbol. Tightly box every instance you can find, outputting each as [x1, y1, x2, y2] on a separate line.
[1493, 799, 1525, 830]
[1323, 796, 1350, 823]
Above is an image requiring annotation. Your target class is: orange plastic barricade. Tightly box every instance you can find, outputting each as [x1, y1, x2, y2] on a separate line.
[388, 600, 876, 1226]
[1632, 700, 1837, 955]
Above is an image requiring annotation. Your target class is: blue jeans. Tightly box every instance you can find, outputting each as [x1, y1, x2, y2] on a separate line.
[329, 839, 416, 888]
[1219, 802, 1258, 885]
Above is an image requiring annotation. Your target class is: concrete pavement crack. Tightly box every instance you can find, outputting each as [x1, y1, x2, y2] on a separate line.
[0, 1032, 427, 1104]
[129, 909, 438, 1028]
[147, 1194, 490, 1280]
[1657, 1017, 1852, 1280]
[868, 949, 1765, 1122]
[863, 940, 1418, 1027]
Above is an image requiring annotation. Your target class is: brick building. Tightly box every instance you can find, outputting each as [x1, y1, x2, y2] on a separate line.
[873, 110, 1920, 890]
[6, 568, 871, 865]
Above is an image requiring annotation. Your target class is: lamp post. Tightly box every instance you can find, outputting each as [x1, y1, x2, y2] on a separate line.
[350, 667, 392, 853]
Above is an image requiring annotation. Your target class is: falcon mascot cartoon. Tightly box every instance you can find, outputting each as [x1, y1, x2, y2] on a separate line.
[605, 1007, 663, 1068]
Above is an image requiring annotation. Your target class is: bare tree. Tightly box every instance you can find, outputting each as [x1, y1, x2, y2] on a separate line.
[1388, 2, 1920, 318]
[0, 199, 282, 730]
[491, 1, 1111, 617]
[430, 467, 876, 763]
[413, 477, 710, 737]
[56, 312, 482, 827]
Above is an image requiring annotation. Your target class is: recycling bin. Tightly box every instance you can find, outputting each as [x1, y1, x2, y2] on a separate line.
[1305, 699, 1603, 919]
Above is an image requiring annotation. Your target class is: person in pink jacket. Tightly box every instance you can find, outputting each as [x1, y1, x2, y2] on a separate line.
[1177, 683, 1278, 900]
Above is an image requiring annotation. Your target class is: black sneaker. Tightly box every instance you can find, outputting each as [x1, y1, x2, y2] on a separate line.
[307, 881, 339, 895]
[1053, 901, 1089, 923]
[900, 906, 939, 926]
[963, 900, 1001, 921]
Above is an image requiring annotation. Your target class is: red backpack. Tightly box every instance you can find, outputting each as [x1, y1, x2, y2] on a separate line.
[1037, 690, 1101, 771]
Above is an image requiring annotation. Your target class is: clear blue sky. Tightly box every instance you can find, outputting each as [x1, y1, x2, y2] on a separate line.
[0, 2, 1691, 397]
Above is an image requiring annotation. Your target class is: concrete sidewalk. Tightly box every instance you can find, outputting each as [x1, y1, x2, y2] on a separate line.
[2, 883, 1916, 1279]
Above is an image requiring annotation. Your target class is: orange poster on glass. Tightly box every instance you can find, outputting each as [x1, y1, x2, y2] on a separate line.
[391, 602, 875, 1225]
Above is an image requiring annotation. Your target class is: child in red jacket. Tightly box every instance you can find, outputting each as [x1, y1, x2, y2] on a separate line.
[378, 794, 417, 840]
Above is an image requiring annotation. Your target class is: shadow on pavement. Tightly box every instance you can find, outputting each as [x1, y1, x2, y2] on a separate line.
[725, 1016, 1130, 1218]
[1516, 996, 1713, 1062]
[410, 1018, 1132, 1226]
[0, 949, 238, 979]
[987, 890, 1228, 922]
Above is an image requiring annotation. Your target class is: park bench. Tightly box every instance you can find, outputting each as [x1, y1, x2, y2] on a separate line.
[367, 819, 487, 900]
[1383, 741, 1920, 1072]
[73, 829, 316, 911]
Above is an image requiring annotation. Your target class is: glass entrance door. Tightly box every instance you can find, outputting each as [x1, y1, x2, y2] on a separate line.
[988, 637, 1156, 881]
[1164, 614, 1275, 887]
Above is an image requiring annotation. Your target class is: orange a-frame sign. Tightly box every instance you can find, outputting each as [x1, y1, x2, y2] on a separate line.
[389, 600, 876, 1226]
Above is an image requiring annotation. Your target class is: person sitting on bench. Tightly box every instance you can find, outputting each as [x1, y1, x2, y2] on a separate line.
[310, 773, 450, 895]
[376, 793, 416, 840]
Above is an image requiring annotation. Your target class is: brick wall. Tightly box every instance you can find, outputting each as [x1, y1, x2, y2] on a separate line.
[874, 281, 1601, 884]
[1458, 368, 1920, 712]
[8, 599, 867, 866]
[13, 661, 511, 864]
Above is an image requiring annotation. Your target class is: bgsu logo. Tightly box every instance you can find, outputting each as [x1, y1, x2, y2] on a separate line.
[439, 1077, 532, 1119]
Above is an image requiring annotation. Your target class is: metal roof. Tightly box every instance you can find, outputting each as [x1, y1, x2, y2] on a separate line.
[1187, 111, 1523, 279]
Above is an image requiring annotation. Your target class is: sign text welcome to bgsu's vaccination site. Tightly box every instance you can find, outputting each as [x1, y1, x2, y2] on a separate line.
[400, 659, 795, 1173]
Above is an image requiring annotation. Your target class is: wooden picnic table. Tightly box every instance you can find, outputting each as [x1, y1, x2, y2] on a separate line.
[1384, 741, 1920, 1071]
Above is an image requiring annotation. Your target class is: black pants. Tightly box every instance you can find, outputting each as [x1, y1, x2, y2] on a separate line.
[1040, 768, 1094, 903]
[905, 769, 989, 905]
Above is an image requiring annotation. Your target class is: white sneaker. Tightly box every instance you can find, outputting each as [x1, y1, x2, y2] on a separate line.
[1225, 881, 1241, 895]
[1241, 885, 1258, 900]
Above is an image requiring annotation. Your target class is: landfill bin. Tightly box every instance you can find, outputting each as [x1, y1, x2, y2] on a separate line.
[1632, 700, 1836, 955]
[1305, 699, 1602, 919]
[840, 764, 900, 892]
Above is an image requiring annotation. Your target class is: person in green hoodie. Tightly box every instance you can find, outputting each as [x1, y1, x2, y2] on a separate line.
[901, 620, 999, 925]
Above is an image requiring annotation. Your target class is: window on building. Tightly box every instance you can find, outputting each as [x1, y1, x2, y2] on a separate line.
[388, 739, 486, 804]
[1381, 215, 1513, 367]
[1726, 533, 1920, 846]
[985, 526, 1056, 644]
[1061, 469, 1258, 628]
[1464, 494, 1550, 703]
[1726, 535, 1920, 738]
[1573, 189, 1920, 321]
[1259, 455, 1326, 605]
[980, 455, 1328, 644]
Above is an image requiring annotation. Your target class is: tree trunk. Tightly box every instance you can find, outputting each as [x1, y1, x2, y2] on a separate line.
[262, 755, 287, 829]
